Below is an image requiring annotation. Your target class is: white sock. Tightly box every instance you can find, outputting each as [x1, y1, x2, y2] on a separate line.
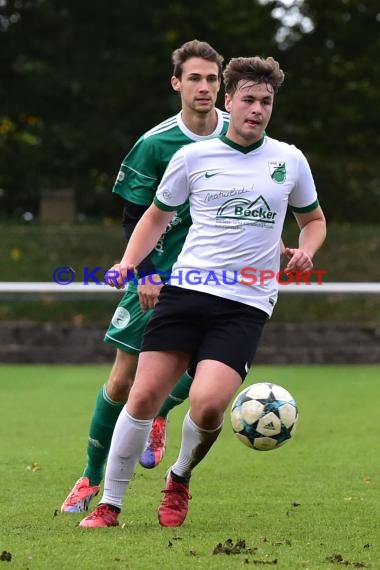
[171, 411, 223, 480]
[101, 409, 152, 508]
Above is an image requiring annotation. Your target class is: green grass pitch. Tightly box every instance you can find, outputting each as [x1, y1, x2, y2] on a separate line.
[1, 364, 379, 569]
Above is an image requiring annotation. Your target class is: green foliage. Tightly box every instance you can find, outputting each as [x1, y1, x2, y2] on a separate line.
[1, 364, 379, 569]
[274, 0, 380, 221]
[1, 221, 380, 323]
[1, 1, 379, 220]
[0, 0, 279, 219]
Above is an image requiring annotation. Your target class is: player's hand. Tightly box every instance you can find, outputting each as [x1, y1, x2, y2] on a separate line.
[105, 263, 135, 289]
[137, 275, 163, 311]
[284, 248, 313, 273]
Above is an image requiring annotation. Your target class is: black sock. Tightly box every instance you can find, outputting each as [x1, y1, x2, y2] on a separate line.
[171, 470, 190, 484]
[100, 503, 121, 513]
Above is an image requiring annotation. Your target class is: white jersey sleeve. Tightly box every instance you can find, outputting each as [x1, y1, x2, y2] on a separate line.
[154, 148, 190, 210]
[288, 149, 318, 211]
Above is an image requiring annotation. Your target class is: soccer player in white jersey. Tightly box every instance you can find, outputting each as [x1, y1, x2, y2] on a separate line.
[60, 40, 229, 514]
[79, 55, 326, 528]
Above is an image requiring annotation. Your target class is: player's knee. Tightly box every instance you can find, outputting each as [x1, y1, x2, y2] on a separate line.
[128, 386, 161, 418]
[106, 359, 137, 401]
[106, 350, 138, 396]
[106, 375, 134, 401]
[190, 397, 223, 426]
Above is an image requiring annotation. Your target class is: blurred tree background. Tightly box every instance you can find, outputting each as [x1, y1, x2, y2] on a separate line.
[1, 0, 380, 222]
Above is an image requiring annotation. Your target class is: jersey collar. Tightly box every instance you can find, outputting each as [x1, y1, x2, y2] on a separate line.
[219, 133, 265, 154]
[177, 109, 226, 141]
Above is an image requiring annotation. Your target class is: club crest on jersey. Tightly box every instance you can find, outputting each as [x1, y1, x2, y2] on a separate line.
[268, 161, 286, 184]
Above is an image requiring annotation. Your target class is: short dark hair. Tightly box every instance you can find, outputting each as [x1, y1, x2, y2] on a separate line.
[172, 39, 224, 79]
[223, 56, 285, 95]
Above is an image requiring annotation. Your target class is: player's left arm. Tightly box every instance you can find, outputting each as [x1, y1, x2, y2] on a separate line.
[285, 206, 326, 272]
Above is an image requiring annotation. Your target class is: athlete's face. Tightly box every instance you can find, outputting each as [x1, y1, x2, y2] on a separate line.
[171, 57, 221, 114]
[225, 81, 274, 145]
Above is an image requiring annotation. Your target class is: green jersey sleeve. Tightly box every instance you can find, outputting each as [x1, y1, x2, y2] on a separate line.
[112, 136, 163, 207]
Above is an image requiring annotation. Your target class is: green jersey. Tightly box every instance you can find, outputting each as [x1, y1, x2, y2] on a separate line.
[112, 109, 229, 278]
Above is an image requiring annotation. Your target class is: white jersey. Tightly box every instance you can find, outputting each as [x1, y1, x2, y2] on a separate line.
[154, 134, 319, 316]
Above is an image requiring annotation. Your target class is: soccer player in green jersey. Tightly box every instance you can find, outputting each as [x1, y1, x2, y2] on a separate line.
[79, 55, 326, 528]
[61, 40, 229, 513]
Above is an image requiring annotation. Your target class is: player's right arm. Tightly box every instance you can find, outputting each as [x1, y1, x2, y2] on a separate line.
[107, 147, 189, 289]
[108, 204, 175, 289]
[113, 136, 166, 303]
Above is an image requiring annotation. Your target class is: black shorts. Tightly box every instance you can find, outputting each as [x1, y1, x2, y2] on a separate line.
[141, 285, 267, 380]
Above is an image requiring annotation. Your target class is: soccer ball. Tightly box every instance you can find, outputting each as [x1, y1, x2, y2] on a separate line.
[231, 382, 298, 451]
